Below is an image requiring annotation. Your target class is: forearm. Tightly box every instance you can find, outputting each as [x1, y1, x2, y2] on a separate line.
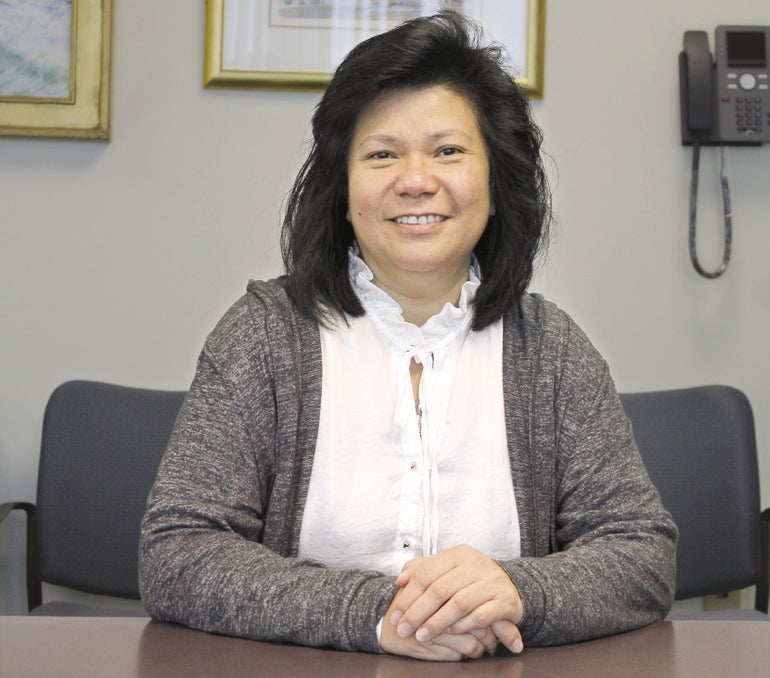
[139, 519, 394, 652]
[500, 521, 676, 645]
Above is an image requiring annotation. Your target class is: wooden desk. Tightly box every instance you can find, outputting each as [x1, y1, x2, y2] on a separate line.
[1, 616, 768, 677]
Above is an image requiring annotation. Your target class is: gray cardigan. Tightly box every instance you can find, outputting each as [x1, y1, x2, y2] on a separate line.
[139, 279, 677, 653]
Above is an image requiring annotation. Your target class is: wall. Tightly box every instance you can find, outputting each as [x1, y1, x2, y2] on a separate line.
[1, 0, 768, 613]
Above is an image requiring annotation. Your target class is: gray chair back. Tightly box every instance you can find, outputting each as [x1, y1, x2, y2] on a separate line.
[620, 385, 766, 611]
[33, 380, 185, 608]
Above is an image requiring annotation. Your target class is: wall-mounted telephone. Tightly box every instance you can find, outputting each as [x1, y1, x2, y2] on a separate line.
[680, 26, 770, 145]
[678, 26, 769, 278]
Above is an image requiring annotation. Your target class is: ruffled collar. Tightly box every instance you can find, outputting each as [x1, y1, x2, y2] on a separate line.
[348, 245, 480, 353]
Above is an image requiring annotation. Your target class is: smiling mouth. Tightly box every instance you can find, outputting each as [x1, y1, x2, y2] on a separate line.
[392, 214, 447, 225]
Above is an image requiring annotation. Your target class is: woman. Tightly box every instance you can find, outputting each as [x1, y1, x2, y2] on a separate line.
[139, 11, 676, 661]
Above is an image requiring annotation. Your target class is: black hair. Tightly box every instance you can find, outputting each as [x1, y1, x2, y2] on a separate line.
[280, 10, 550, 331]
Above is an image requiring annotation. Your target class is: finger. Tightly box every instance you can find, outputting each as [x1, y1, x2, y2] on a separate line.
[470, 627, 499, 655]
[411, 641, 465, 662]
[390, 638, 465, 662]
[491, 619, 524, 654]
[381, 590, 466, 661]
[421, 571, 523, 640]
[449, 599, 511, 635]
[391, 556, 464, 628]
[396, 571, 474, 639]
[394, 556, 424, 587]
[410, 579, 499, 641]
[399, 551, 462, 596]
[430, 631, 487, 660]
[393, 547, 485, 632]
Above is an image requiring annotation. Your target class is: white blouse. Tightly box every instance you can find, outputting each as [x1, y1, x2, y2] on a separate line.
[298, 251, 520, 576]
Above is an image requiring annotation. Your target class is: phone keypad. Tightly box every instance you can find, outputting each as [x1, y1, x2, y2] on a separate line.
[735, 96, 763, 133]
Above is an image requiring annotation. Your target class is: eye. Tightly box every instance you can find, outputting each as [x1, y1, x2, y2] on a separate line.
[367, 150, 394, 160]
[437, 146, 463, 157]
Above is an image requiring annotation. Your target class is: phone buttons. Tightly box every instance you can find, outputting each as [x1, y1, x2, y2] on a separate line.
[739, 73, 757, 90]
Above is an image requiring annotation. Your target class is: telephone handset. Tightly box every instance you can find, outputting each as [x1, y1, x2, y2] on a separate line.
[679, 26, 769, 279]
[680, 26, 770, 145]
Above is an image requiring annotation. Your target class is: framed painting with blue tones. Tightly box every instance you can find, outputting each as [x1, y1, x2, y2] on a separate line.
[204, 0, 546, 97]
[0, 0, 112, 140]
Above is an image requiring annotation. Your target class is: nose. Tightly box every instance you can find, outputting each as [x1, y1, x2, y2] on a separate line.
[393, 156, 439, 198]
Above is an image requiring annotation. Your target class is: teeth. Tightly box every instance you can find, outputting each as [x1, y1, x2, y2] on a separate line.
[394, 215, 446, 225]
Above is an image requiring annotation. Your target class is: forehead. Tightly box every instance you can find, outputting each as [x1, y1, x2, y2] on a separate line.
[352, 85, 481, 138]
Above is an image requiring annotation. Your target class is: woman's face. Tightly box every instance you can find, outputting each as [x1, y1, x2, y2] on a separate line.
[347, 85, 494, 291]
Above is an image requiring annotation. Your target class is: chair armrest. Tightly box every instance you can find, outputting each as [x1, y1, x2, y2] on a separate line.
[757, 507, 770, 614]
[0, 500, 35, 527]
[0, 501, 41, 611]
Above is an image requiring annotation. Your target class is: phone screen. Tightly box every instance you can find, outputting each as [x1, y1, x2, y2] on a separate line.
[726, 31, 766, 68]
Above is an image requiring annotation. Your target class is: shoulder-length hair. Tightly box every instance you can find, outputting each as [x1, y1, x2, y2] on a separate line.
[280, 10, 550, 331]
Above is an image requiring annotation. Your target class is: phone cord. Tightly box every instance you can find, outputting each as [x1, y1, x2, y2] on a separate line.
[688, 144, 732, 279]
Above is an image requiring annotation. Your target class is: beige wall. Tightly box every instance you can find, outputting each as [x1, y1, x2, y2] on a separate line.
[1, 0, 768, 613]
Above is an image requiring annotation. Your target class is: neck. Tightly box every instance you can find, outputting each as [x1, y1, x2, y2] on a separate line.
[371, 269, 468, 327]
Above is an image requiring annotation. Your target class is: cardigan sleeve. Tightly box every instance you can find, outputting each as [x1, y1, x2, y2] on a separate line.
[138, 291, 396, 653]
[498, 302, 678, 646]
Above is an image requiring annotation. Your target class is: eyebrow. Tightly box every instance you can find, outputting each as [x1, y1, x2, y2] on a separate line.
[355, 129, 474, 149]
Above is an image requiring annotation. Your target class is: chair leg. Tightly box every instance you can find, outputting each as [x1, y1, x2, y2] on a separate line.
[24, 504, 42, 611]
[756, 508, 770, 614]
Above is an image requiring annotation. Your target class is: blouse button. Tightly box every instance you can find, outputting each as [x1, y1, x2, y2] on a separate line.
[410, 461, 417, 471]
[402, 539, 411, 548]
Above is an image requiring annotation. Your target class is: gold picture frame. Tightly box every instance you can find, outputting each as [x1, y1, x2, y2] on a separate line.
[0, 0, 112, 140]
[204, 0, 547, 97]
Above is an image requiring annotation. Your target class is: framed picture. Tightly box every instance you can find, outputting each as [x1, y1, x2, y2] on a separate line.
[204, 0, 546, 97]
[0, 0, 112, 140]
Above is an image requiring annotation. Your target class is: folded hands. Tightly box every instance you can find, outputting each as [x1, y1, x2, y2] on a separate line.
[379, 544, 524, 661]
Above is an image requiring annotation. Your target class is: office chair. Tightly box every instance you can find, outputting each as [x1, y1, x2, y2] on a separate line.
[0, 380, 186, 615]
[620, 385, 769, 619]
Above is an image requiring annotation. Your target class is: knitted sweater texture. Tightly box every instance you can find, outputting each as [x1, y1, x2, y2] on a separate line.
[139, 279, 677, 653]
